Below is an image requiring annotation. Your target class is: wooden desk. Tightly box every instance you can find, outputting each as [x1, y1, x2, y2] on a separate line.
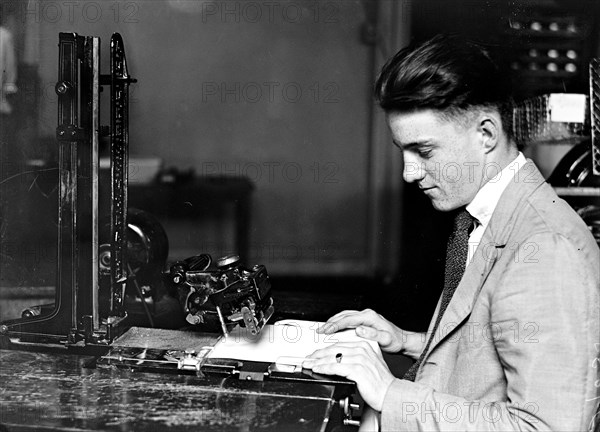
[0, 349, 349, 431]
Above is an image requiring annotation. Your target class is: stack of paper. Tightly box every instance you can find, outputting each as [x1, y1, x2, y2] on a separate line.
[207, 319, 380, 366]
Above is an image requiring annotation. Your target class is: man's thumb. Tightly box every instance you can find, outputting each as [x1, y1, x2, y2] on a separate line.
[356, 326, 388, 343]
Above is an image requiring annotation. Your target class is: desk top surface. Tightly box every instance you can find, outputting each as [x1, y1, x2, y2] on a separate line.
[0, 349, 337, 431]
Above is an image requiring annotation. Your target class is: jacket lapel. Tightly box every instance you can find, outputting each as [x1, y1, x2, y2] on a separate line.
[423, 161, 546, 358]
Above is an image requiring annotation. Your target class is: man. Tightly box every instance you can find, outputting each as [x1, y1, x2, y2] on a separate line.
[302, 35, 600, 430]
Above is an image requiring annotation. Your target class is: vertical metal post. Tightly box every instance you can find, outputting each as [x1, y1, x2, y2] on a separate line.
[54, 33, 83, 339]
[55, 33, 98, 341]
[77, 36, 100, 331]
[109, 33, 134, 317]
[91, 38, 101, 329]
[590, 59, 600, 176]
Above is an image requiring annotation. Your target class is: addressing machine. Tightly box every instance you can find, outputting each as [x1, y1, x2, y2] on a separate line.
[0, 33, 361, 431]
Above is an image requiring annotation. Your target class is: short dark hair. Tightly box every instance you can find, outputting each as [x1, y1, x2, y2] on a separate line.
[375, 34, 514, 139]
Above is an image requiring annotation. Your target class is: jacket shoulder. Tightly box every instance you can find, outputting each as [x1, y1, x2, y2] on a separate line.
[512, 182, 597, 250]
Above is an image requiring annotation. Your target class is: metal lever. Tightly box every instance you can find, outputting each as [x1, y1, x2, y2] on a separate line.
[339, 396, 361, 427]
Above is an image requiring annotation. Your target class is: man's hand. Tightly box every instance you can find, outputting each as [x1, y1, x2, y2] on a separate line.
[317, 309, 405, 353]
[302, 341, 395, 412]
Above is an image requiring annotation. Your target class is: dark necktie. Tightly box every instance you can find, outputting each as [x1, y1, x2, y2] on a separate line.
[403, 208, 475, 382]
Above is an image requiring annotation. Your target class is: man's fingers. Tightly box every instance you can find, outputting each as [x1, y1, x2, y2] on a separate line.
[302, 343, 393, 412]
[303, 349, 360, 371]
[318, 309, 386, 334]
[303, 350, 339, 368]
[319, 314, 370, 334]
[310, 360, 355, 378]
[326, 310, 359, 322]
[304, 342, 374, 364]
[317, 310, 359, 334]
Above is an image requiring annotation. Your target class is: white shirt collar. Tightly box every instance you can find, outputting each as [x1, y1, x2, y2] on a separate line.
[466, 152, 527, 229]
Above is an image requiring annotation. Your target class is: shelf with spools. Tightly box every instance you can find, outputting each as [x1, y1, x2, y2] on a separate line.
[503, 5, 594, 99]
[512, 58, 600, 244]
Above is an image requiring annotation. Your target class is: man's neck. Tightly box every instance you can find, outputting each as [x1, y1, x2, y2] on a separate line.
[484, 143, 520, 182]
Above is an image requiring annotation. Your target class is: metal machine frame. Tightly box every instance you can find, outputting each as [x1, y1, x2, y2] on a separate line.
[0, 32, 135, 347]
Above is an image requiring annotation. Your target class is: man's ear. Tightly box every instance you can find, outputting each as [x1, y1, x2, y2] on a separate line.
[478, 113, 501, 153]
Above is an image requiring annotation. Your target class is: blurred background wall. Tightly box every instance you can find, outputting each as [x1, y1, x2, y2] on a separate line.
[1, 0, 406, 280]
[1, 0, 598, 329]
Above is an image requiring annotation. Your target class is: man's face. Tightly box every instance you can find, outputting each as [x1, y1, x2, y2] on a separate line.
[387, 109, 487, 211]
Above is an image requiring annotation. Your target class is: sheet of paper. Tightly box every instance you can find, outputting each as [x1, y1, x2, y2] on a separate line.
[207, 319, 380, 365]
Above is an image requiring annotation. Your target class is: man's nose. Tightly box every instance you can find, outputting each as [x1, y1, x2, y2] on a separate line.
[403, 158, 425, 183]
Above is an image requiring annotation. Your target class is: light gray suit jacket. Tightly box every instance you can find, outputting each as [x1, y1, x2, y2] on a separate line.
[381, 161, 600, 431]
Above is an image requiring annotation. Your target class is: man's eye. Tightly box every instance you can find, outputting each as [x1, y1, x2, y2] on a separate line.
[418, 149, 433, 158]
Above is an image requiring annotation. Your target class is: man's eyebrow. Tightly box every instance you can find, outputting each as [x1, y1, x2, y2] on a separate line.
[392, 139, 432, 150]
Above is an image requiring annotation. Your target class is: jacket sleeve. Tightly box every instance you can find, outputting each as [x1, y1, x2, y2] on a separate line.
[380, 233, 600, 431]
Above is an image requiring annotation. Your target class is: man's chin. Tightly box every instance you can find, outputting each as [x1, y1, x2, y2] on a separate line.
[429, 199, 460, 212]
